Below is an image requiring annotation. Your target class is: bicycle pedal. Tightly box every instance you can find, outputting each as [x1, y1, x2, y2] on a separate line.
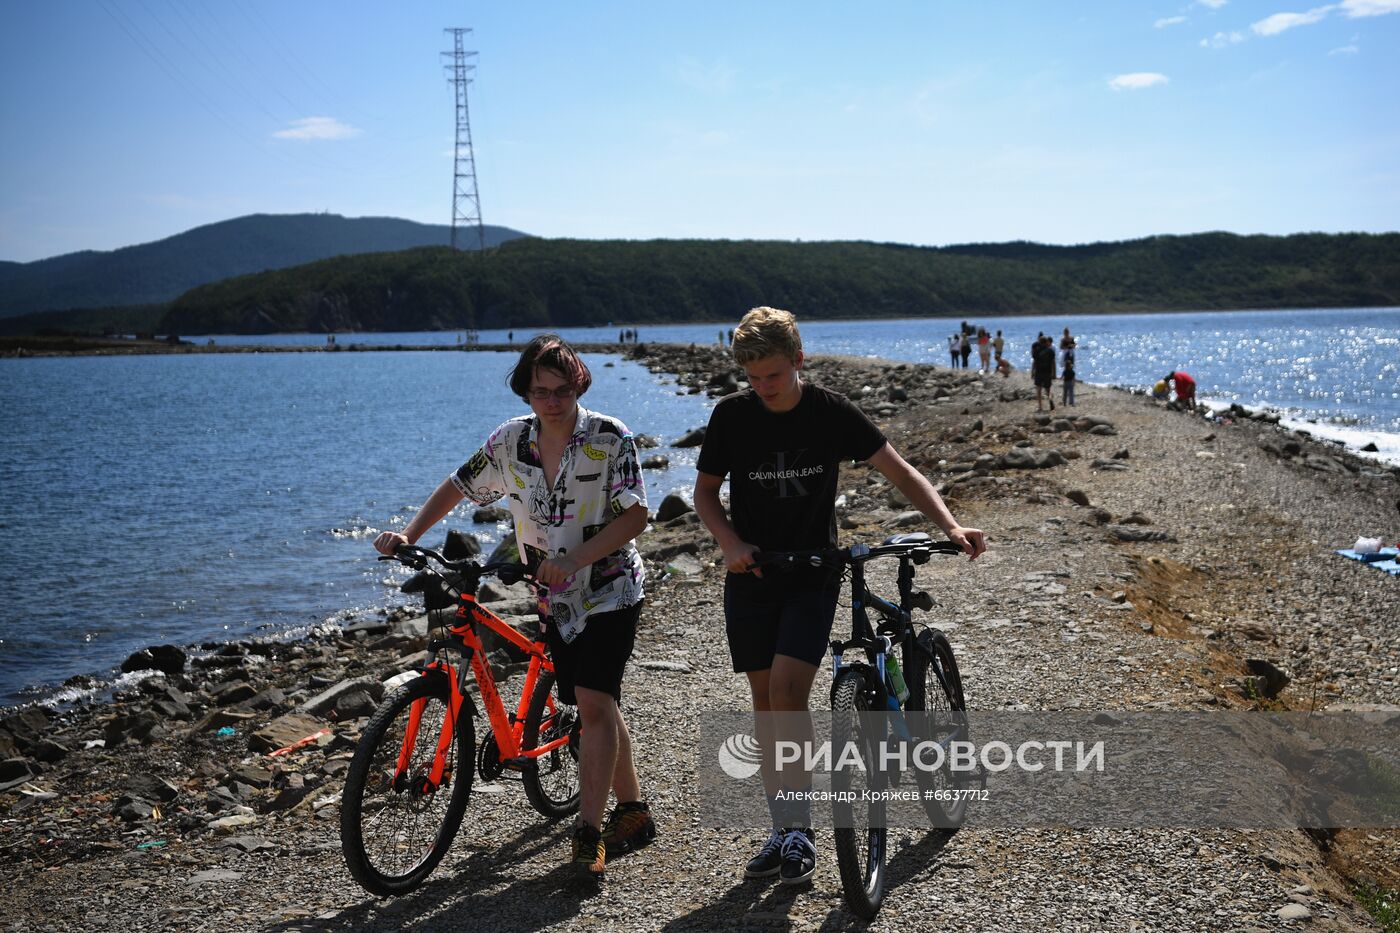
[501, 757, 537, 772]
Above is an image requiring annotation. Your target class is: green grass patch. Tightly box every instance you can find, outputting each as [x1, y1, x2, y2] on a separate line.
[1353, 881, 1399, 933]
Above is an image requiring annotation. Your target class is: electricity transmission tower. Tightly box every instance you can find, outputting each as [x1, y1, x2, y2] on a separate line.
[443, 28, 484, 252]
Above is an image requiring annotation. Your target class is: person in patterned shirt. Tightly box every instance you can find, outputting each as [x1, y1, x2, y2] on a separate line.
[374, 335, 655, 881]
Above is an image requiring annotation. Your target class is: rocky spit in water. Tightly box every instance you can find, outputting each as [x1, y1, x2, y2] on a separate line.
[2, 343, 1397, 932]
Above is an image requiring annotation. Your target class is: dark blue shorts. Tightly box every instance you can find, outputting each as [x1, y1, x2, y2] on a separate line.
[723, 570, 841, 672]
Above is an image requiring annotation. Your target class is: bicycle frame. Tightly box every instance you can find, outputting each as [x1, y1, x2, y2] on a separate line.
[831, 544, 919, 702]
[395, 589, 570, 792]
[829, 543, 963, 752]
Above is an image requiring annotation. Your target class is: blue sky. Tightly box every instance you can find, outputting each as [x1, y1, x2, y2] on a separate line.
[1, 1, 1397, 262]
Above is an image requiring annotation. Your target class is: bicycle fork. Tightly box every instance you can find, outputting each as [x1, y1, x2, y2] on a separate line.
[394, 663, 466, 793]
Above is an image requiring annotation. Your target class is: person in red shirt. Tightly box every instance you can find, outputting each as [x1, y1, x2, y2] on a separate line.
[1164, 371, 1196, 410]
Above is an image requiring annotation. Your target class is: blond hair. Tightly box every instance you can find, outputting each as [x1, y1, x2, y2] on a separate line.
[731, 306, 802, 365]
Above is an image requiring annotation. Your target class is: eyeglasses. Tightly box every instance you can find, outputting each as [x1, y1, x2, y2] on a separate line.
[527, 385, 577, 400]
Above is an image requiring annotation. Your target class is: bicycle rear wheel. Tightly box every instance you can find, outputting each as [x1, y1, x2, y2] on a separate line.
[521, 670, 581, 818]
[340, 671, 475, 896]
[908, 628, 970, 827]
[831, 668, 887, 920]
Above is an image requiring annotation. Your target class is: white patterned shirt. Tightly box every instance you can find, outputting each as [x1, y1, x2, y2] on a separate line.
[450, 405, 647, 643]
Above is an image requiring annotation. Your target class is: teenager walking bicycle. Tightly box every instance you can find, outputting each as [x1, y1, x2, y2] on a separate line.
[373, 335, 655, 881]
[692, 307, 985, 887]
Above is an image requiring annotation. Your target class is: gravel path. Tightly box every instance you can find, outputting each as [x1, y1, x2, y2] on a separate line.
[3, 346, 1396, 932]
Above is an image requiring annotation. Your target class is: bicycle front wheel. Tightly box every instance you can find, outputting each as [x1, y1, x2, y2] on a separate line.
[831, 668, 887, 920]
[521, 670, 581, 818]
[340, 671, 475, 896]
[908, 628, 971, 828]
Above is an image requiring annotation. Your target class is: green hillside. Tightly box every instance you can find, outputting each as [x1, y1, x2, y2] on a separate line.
[158, 231, 1400, 335]
[0, 213, 528, 318]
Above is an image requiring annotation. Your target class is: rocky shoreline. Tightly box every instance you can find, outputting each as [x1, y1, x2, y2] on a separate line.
[3, 343, 1398, 932]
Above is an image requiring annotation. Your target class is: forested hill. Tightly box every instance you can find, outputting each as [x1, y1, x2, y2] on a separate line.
[0, 213, 527, 318]
[159, 232, 1400, 335]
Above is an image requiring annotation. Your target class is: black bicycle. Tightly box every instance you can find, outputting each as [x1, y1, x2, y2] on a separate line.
[754, 532, 974, 920]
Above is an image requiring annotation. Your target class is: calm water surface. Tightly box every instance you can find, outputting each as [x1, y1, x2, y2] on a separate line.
[0, 351, 709, 706]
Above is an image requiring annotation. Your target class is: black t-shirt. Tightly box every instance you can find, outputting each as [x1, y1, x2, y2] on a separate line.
[697, 383, 886, 551]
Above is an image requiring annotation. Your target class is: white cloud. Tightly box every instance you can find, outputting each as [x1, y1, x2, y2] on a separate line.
[674, 58, 736, 94]
[1251, 6, 1336, 36]
[272, 117, 362, 141]
[1156, 15, 1188, 26]
[1340, 0, 1400, 15]
[1200, 30, 1248, 47]
[1329, 43, 1361, 51]
[1195, 0, 1229, 8]
[1108, 72, 1169, 90]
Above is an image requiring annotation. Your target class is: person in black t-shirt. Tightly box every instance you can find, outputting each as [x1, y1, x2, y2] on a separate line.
[693, 306, 985, 887]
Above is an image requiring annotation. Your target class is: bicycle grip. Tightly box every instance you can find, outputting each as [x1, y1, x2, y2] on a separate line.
[495, 563, 527, 585]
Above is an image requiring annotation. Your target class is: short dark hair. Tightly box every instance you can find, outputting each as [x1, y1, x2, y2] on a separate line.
[507, 334, 592, 400]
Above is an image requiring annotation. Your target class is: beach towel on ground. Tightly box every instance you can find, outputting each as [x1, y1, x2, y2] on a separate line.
[1335, 547, 1400, 576]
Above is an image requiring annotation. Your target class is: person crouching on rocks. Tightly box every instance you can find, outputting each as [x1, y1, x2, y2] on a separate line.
[373, 334, 656, 882]
[1163, 370, 1197, 410]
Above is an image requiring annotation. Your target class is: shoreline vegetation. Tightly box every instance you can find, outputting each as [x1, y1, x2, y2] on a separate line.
[2, 230, 1398, 339]
[3, 344, 1398, 930]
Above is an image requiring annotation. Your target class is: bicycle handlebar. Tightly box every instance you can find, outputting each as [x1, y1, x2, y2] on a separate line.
[751, 534, 964, 570]
[377, 543, 532, 586]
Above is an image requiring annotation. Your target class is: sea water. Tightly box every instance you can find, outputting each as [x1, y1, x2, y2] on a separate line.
[0, 351, 710, 706]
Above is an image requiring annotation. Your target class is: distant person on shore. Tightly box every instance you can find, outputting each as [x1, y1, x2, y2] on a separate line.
[959, 332, 972, 369]
[373, 335, 655, 881]
[1164, 370, 1196, 410]
[1060, 328, 1076, 374]
[992, 329, 1004, 362]
[1062, 352, 1076, 406]
[948, 334, 959, 368]
[996, 356, 1013, 378]
[1152, 379, 1169, 400]
[977, 328, 991, 373]
[1032, 335, 1056, 411]
[693, 305, 985, 888]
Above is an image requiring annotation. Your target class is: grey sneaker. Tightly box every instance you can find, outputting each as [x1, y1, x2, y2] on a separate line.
[779, 828, 816, 885]
[744, 829, 784, 879]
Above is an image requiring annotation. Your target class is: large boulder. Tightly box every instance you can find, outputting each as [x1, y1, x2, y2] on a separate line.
[299, 677, 385, 719]
[999, 447, 1066, 470]
[655, 493, 693, 523]
[120, 645, 187, 677]
[673, 427, 706, 448]
[442, 529, 480, 558]
[248, 713, 328, 754]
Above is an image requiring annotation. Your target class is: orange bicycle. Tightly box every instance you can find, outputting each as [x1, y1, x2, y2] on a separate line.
[340, 544, 580, 896]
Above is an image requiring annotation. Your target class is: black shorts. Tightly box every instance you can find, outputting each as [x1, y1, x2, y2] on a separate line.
[723, 570, 841, 672]
[545, 601, 640, 705]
